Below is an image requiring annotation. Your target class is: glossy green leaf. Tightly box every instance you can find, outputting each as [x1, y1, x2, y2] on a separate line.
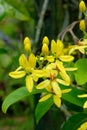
[74, 58, 87, 85]
[62, 113, 87, 130]
[60, 85, 86, 107]
[35, 97, 53, 123]
[3, 0, 30, 20]
[2, 87, 44, 114]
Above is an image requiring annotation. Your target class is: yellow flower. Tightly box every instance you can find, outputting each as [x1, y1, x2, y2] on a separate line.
[39, 92, 61, 108]
[51, 39, 74, 62]
[69, 44, 87, 54]
[77, 122, 87, 130]
[24, 37, 31, 53]
[35, 60, 72, 93]
[79, 20, 86, 31]
[39, 84, 71, 108]
[9, 53, 37, 92]
[79, 1, 86, 12]
[34, 60, 77, 89]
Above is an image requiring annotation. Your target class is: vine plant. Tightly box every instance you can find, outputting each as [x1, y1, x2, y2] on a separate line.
[2, 1, 87, 129]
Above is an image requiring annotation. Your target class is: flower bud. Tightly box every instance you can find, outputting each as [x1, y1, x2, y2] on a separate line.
[79, 1, 86, 12]
[24, 37, 31, 52]
[51, 40, 56, 53]
[42, 43, 49, 55]
[79, 20, 86, 31]
[42, 36, 49, 45]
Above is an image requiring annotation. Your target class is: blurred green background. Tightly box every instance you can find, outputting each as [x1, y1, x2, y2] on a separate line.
[0, 0, 80, 130]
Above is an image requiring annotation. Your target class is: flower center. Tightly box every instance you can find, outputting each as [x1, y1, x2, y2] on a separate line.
[50, 73, 56, 80]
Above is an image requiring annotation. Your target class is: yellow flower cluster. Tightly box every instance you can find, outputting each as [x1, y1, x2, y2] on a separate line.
[9, 36, 77, 108]
[77, 122, 87, 130]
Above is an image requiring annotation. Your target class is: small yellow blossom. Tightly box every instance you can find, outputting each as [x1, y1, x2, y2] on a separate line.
[35, 60, 76, 97]
[34, 60, 77, 89]
[42, 43, 49, 55]
[9, 53, 38, 92]
[51, 39, 74, 62]
[69, 44, 87, 54]
[24, 37, 31, 52]
[42, 36, 49, 45]
[79, 20, 86, 31]
[39, 85, 71, 108]
[79, 1, 86, 12]
[77, 122, 87, 130]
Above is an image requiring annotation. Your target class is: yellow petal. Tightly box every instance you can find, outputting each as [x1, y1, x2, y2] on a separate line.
[56, 60, 66, 73]
[69, 45, 78, 54]
[16, 66, 23, 71]
[59, 55, 74, 62]
[26, 75, 33, 92]
[51, 40, 57, 53]
[53, 95, 61, 108]
[56, 39, 64, 57]
[65, 67, 77, 71]
[9, 70, 26, 79]
[78, 94, 87, 98]
[19, 54, 29, 68]
[32, 74, 38, 82]
[79, 122, 87, 129]
[45, 56, 54, 62]
[39, 94, 52, 102]
[56, 78, 70, 86]
[33, 69, 47, 78]
[62, 89, 71, 93]
[46, 63, 55, 70]
[28, 53, 36, 68]
[46, 85, 52, 92]
[83, 101, 87, 109]
[59, 71, 70, 84]
[79, 48, 85, 54]
[51, 81, 61, 97]
[36, 79, 50, 89]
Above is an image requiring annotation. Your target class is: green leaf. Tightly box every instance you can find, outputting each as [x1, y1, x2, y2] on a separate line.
[3, 0, 30, 21]
[0, 4, 6, 20]
[74, 58, 87, 85]
[62, 113, 87, 130]
[84, 32, 87, 39]
[2, 87, 44, 114]
[35, 97, 53, 123]
[60, 85, 86, 107]
[0, 48, 8, 54]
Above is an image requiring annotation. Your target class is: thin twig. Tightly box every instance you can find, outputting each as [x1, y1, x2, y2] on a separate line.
[34, 0, 49, 45]
[61, 104, 72, 117]
[58, 21, 79, 43]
